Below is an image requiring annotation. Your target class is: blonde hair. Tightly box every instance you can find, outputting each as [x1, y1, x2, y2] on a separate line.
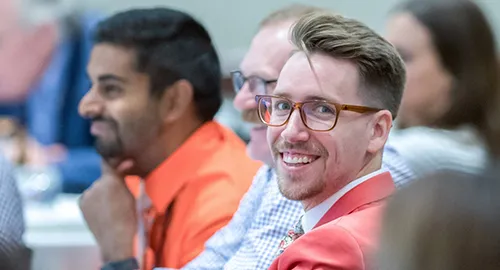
[290, 12, 406, 118]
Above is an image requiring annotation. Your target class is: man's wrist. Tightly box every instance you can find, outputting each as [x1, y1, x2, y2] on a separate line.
[101, 258, 139, 270]
[102, 244, 134, 263]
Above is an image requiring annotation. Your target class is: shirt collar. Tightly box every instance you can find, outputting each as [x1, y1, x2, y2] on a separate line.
[302, 168, 388, 233]
[127, 121, 224, 214]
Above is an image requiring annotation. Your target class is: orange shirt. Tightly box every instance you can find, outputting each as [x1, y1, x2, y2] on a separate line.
[126, 121, 261, 269]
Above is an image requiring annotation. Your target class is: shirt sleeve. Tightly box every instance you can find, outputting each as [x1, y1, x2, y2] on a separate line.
[0, 155, 31, 270]
[181, 166, 270, 270]
[382, 143, 417, 188]
[387, 127, 486, 179]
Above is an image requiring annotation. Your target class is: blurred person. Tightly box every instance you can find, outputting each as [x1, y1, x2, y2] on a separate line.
[484, 59, 500, 160]
[380, 2, 500, 266]
[0, 0, 101, 193]
[97, 5, 414, 270]
[0, 155, 30, 270]
[78, 8, 261, 270]
[385, 0, 498, 177]
[378, 168, 500, 270]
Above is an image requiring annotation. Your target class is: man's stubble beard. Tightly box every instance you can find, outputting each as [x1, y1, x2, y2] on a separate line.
[276, 164, 326, 202]
[94, 135, 124, 160]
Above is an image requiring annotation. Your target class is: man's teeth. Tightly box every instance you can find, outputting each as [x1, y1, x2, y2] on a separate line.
[283, 155, 313, 164]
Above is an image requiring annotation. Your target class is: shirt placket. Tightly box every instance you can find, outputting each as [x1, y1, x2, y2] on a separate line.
[137, 181, 155, 270]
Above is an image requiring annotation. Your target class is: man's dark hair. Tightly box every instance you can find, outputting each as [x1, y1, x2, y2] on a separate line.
[94, 8, 222, 123]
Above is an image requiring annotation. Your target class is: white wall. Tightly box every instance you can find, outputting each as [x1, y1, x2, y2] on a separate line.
[77, 0, 500, 74]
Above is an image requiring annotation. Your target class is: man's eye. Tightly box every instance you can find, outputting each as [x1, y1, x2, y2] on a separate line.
[314, 105, 335, 114]
[275, 101, 291, 111]
[102, 85, 122, 97]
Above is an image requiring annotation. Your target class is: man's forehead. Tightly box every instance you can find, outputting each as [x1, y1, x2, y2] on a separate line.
[87, 44, 136, 77]
[275, 52, 360, 102]
[255, 21, 292, 45]
[240, 22, 294, 79]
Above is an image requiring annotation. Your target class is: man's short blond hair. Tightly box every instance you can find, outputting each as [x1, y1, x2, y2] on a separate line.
[259, 4, 326, 29]
[291, 12, 406, 118]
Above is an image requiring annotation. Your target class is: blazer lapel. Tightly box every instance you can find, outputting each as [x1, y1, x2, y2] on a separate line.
[314, 172, 395, 229]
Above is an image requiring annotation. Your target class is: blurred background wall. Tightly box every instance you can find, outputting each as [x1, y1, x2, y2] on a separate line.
[17, 0, 500, 140]
[26, 0, 500, 75]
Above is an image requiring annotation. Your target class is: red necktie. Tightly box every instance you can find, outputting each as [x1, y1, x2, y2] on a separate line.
[276, 216, 304, 256]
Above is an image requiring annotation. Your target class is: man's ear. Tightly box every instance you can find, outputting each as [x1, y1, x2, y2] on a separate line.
[367, 110, 393, 154]
[159, 79, 194, 123]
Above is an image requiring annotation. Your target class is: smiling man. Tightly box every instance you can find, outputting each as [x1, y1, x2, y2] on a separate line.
[78, 8, 261, 270]
[263, 12, 406, 269]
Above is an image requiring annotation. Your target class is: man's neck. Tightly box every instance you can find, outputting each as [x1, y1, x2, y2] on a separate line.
[302, 154, 383, 212]
[301, 166, 387, 232]
[354, 155, 383, 181]
[132, 119, 204, 178]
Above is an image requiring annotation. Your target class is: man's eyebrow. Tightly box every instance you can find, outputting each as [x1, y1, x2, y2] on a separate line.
[304, 95, 341, 103]
[97, 74, 127, 83]
[273, 91, 341, 103]
[240, 68, 277, 81]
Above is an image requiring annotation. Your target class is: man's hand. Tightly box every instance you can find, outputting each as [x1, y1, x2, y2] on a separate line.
[2, 136, 66, 167]
[79, 160, 137, 263]
[26, 142, 67, 167]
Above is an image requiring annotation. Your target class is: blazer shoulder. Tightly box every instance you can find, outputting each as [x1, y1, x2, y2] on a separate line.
[332, 200, 386, 230]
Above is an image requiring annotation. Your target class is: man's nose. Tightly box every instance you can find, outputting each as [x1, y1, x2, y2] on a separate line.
[79, 89, 103, 119]
[280, 110, 310, 143]
[233, 82, 257, 112]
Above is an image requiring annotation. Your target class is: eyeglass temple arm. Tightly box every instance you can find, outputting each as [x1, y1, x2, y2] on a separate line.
[342, 104, 380, 113]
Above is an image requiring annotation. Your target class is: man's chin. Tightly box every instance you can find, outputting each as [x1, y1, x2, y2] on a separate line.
[102, 156, 125, 167]
[95, 141, 123, 160]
